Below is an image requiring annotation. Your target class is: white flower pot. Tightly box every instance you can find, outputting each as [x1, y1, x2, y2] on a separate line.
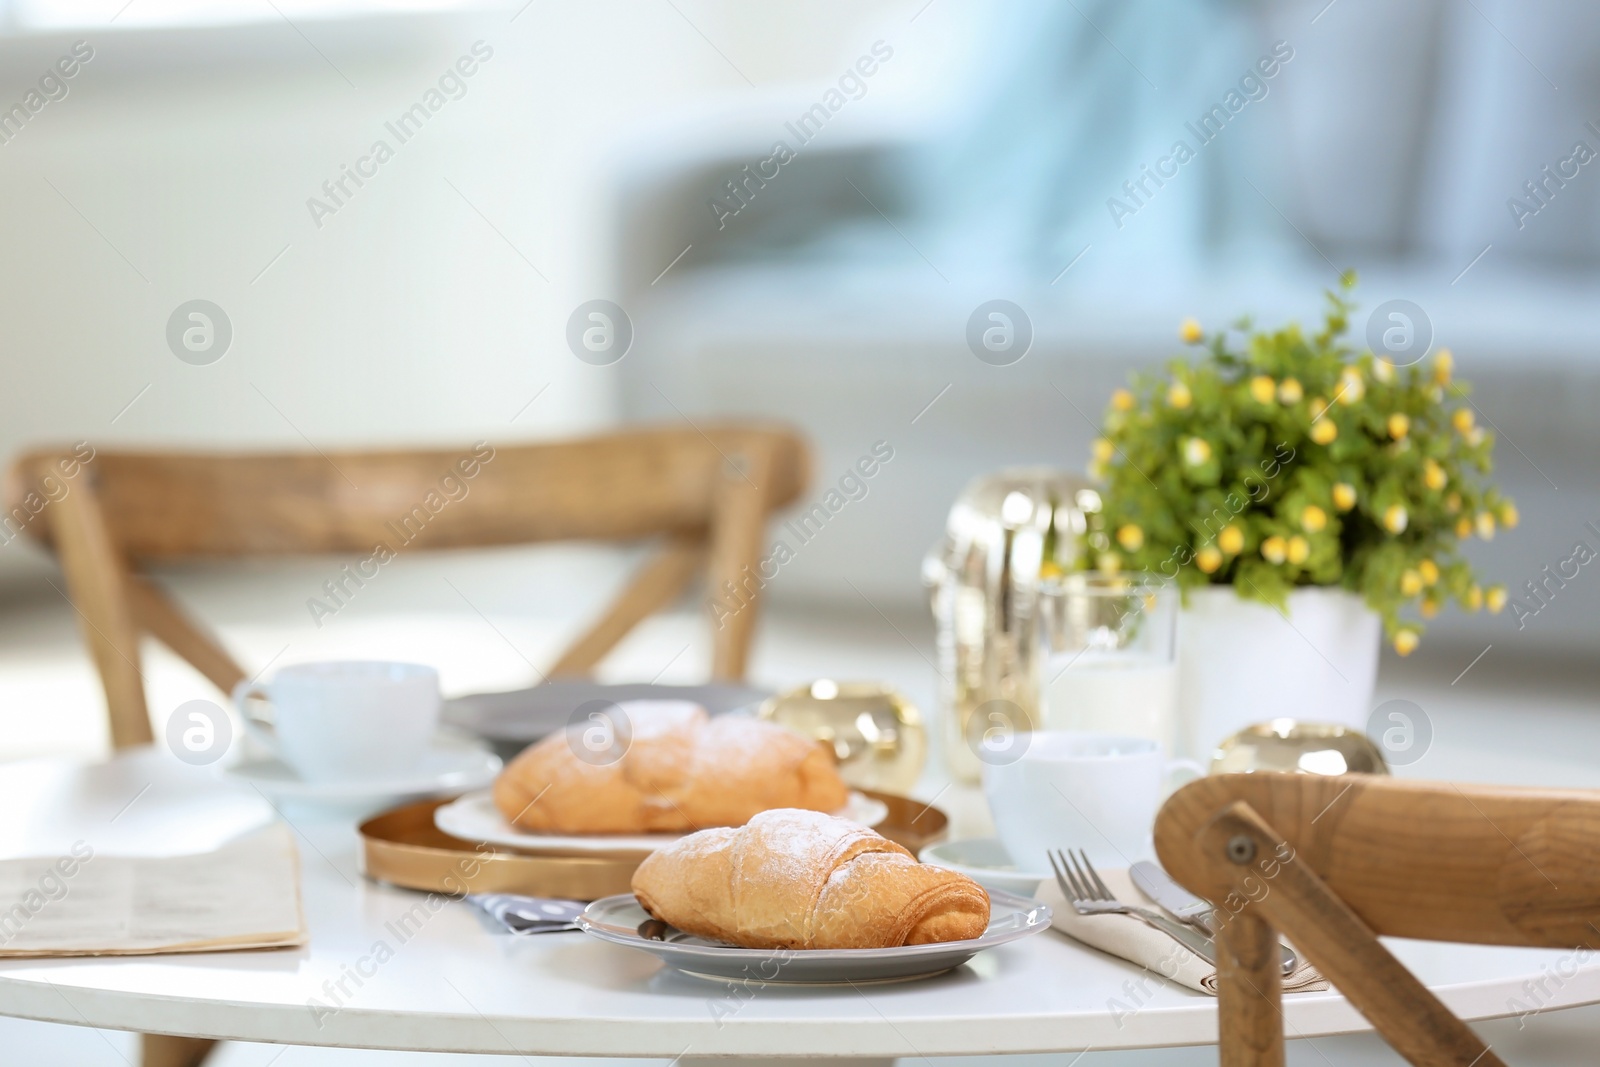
[1176, 586, 1381, 764]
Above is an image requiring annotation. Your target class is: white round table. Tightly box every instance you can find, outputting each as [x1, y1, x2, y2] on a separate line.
[2, 748, 1598, 1059]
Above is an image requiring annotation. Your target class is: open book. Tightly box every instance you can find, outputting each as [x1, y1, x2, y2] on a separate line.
[0, 822, 306, 957]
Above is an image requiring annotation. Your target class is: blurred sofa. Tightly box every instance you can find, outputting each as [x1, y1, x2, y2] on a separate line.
[598, 0, 1600, 651]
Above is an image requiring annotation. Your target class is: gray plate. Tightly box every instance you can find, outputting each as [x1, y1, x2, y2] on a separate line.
[443, 681, 770, 761]
[577, 889, 1051, 986]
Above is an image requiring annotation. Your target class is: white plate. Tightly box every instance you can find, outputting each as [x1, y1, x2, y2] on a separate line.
[222, 734, 501, 803]
[434, 789, 891, 854]
[919, 837, 1050, 897]
[577, 889, 1052, 985]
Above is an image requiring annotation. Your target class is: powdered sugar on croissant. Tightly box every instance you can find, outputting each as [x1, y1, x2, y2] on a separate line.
[493, 702, 849, 834]
[632, 808, 991, 949]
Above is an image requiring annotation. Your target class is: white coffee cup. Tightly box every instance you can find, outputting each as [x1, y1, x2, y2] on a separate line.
[232, 661, 440, 782]
[982, 730, 1203, 872]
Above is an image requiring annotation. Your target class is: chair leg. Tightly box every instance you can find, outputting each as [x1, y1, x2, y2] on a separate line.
[1215, 909, 1284, 1067]
[1201, 800, 1505, 1067]
[140, 1034, 217, 1067]
[706, 441, 776, 682]
[48, 474, 152, 750]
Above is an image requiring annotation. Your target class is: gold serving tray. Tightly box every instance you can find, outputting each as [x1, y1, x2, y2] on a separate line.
[358, 790, 950, 900]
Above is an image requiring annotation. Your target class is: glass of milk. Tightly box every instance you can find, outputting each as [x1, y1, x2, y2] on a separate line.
[1038, 573, 1179, 756]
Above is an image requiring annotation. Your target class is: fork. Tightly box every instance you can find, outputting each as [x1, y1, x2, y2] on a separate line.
[1050, 849, 1217, 968]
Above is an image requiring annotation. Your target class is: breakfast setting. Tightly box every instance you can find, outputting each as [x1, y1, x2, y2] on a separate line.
[4, 5, 1599, 1061]
[6, 286, 1594, 1067]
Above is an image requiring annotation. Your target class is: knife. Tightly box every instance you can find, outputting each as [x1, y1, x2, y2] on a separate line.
[1130, 861, 1299, 976]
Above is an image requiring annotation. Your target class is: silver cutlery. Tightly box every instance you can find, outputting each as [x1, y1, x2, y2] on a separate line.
[1130, 860, 1299, 976]
[1049, 849, 1216, 968]
[1129, 861, 1212, 929]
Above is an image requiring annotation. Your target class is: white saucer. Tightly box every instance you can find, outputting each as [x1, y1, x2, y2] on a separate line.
[222, 733, 501, 807]
[919, 837, 1050, 897]
[434, 789, 891, 854]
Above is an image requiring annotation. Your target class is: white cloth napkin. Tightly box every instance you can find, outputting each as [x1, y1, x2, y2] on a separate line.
[0, 822, 306, 957]
[1037, 865, 1327, 995]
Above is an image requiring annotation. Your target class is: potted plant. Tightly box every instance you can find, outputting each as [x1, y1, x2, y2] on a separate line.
[1080, 273, 1513, 761]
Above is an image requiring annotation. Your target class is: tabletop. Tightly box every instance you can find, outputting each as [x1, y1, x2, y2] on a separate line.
[3, 747, 1600, 1059]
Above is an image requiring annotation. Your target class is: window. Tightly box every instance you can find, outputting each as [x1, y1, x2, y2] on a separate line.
[0, 0, 484, 32]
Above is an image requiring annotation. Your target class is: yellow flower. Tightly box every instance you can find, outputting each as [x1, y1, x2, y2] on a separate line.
[1393, 629, 1419, 657]
[1286, 535, 1310, 565]
[1475, 511, 1496, 540]
[1097, 552, 1122, 575]
[1117, 524, 1145, 551]
[1455, 516, 1473, 539]
[1337, 367, 1365, 404]
[1373, 357, 1396, 384]
[1167, 381, 1192, 409]
[1301, 505, 1327, 533]
[1039, 560, 1064, 579]
[1332, 483, 1357, 511]
[1388, 413, 1410, 439]
[1400, 569, 1423, 597]
[1499, 502, 1519, 529]
[1218, 524, 1244, 555]
[1195, 545, 1223, 573]
[1420, 597, 1439, 619]
[1445, 492, 1462, 514]
[1434, 348, 1453, 385]
[1486, 585, 1507, 613]
[1452, 408, 1474, 433]
[1464, 584, 1483, 612]
[1111, 388, 1135, 412]
[1277, 377, 1303, 404]
[1183, 437, 1212, 466]
[1310, 418, 1338, 445]
[1092, 437, 1115, 463]
[1423, 459, 1448, 491]
[1383, 504, 1408, 534]
[1249, 375, 1276, 404]
[1418, 559, 1440, 585]
[1180, 317, 1203, 344]
[1261, 536, 1288, 564]
[1466, 427, 1485, 447]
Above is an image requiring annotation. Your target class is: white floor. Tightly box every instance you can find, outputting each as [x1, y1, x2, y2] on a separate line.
[3, 551, 1600, 1064]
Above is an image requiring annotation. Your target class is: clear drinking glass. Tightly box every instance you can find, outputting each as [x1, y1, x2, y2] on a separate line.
[1038, 573, 1179, 756]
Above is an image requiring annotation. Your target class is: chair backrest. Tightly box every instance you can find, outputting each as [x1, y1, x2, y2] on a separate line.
[5, 423, 808, 751]
[1155, 773, 1600, 1067]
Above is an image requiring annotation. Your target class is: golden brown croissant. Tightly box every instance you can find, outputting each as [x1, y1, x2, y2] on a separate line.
[631, 808, 991, 948]
[493, 702, 849, 834]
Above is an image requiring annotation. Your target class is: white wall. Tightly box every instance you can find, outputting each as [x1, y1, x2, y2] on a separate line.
[0, 3, 900, 590]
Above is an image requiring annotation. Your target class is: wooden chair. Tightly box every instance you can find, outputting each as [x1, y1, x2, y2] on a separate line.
[4, 422, 808, 1067]
[1155, 772, 1600, 1067]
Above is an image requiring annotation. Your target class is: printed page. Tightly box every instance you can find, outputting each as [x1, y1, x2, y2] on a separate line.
[0, 822, 306, 957]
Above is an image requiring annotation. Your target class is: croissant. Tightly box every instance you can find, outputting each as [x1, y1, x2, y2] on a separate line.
[493, 702, 849, 834]
[631, 808, 991, 948]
